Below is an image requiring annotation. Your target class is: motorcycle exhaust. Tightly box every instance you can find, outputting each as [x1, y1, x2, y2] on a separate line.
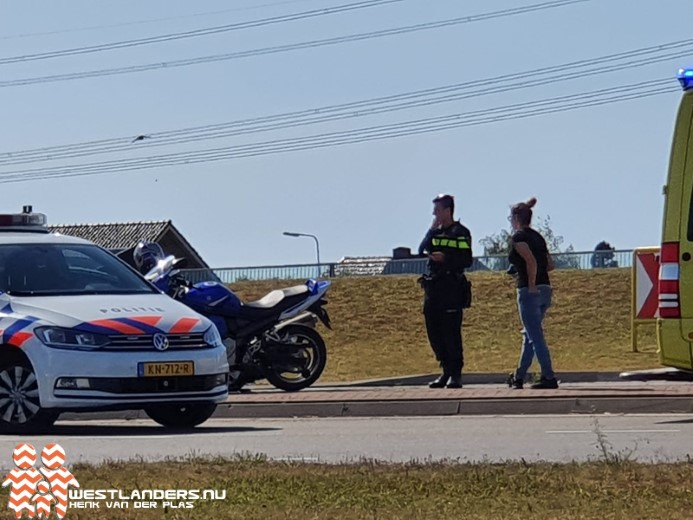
[273, 312, 318, 332]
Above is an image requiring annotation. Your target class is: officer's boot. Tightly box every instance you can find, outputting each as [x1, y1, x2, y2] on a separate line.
[428, 373, 450, 388]
[446, 358, 463, 388]
[446, 374, 462, 389]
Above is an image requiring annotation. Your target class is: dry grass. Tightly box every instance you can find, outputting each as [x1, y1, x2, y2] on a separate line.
[231, 269, 659, 381]
[6, 457, 693, 519]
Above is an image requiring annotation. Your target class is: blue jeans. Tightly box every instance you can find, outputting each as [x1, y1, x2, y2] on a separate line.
[515, 285, 555, 380]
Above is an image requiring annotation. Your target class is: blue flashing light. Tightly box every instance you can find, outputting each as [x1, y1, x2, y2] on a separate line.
[678, 68, 693, 91]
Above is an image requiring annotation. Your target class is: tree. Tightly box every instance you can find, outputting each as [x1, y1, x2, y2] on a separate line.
[478, 228, 512, 270]
[478, 215, 579, 270]
[479, 228, 512, 256]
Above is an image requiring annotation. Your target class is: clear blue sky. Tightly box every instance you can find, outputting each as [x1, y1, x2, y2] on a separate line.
[1, 0, 692, 267]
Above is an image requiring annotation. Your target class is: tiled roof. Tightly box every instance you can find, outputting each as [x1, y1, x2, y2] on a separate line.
[336, 255, 489, 275]
[335, 256, 391, 276]
[48, 221, 170, 250]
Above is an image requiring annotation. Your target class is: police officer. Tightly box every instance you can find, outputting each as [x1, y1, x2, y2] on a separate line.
[418, 194, 473, 389]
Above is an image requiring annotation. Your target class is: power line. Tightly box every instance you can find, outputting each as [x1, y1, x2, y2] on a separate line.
[0, 0, 402, 65]
[8, 86, 673, 181]
[0, 39, 689, 166]
[0, 0, 590, 87]
[0, 80, 677, 184]
[0, 0, 323, 41]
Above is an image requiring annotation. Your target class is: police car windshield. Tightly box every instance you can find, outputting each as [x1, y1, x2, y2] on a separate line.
[0, 244, 156, 296]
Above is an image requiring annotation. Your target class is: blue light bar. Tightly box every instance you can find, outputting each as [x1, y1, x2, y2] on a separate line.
[678, 68, 693, 91]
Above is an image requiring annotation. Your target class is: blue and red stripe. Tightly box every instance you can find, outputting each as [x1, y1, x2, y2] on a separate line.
[2, 316, 39, 347]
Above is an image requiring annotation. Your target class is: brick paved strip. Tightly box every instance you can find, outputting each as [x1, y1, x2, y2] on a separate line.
[227, 383, 693, 404]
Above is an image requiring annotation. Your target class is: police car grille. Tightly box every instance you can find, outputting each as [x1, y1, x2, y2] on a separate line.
[105, 334, 207, 350]
[85, 375, 224, 394]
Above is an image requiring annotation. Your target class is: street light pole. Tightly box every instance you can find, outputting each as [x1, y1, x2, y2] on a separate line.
[283, 231, 321, 276]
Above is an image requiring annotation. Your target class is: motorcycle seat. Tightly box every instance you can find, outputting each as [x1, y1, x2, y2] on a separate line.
[236, 291, 313, 322]
[244, 285, 309, 309]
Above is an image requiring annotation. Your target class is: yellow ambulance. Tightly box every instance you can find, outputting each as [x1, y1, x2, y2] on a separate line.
[657, 68, 693, 370]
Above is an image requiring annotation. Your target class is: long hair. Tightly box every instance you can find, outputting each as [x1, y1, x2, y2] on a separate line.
[511, 197, 537, 227]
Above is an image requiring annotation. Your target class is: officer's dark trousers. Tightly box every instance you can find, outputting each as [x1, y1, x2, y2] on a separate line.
[423, 301, 464, 377]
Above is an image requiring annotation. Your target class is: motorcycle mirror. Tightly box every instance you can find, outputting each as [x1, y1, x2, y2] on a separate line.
[144, 255, 178, 282]
[172, 257, 188, 269]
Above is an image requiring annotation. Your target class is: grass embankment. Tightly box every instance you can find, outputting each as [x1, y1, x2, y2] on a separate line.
[232, 268, 658, 381]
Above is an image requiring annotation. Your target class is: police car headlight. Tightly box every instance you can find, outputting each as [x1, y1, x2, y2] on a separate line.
[35, 327, 110, 350]
[203, 326, 223, 349]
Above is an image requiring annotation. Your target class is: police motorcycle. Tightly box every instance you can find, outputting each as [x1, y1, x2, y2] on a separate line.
[133, 242, 332, 392]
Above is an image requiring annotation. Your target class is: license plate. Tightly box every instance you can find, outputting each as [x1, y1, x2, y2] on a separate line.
[138, 362, 194, 377]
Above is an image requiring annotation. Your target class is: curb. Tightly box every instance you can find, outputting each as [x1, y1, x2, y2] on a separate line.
[335, 371, 626, 387]
[213, 397, 693, 418]
[57, 393, 693, 423]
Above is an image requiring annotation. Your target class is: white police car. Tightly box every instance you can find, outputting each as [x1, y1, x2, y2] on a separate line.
[0, 207, 228, 433]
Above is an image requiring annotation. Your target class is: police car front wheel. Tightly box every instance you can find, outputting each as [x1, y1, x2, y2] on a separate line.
[0, 359, 58, 433]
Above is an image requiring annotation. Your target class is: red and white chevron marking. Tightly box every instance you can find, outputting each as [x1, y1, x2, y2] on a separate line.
[40, 467, 78, 520]
[13, 444, 37, 470]
[40, 444, 65, 470]
[3, 443, 80, 519]
[31, 481, 56, 519]
[2, 467, 41, 518]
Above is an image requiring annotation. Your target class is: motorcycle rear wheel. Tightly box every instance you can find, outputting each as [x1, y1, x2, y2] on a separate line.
[265, 325, 327, 392]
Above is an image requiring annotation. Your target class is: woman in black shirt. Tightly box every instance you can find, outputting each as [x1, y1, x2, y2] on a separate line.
[506, 197, 558, 390]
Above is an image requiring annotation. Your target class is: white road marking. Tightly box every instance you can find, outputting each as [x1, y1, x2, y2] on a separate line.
[545, 429, 680, 434]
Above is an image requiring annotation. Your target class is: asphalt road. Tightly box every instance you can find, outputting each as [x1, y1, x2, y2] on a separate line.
[2, 414, 692, 468]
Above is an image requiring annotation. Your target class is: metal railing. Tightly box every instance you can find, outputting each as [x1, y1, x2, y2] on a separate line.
[179, 249, 633, 284]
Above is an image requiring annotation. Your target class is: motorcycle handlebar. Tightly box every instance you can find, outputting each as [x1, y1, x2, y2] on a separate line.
[170, 274, 191, 288]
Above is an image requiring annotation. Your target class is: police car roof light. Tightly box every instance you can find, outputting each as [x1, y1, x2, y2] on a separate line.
[678, 68, 693, 91]
[0, 209, 48, 232]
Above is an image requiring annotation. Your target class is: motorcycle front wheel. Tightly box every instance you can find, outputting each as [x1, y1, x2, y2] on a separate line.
[265, 324, 327, 392]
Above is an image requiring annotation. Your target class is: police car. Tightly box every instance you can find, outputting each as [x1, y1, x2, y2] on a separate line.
[0, 207, 228, 433]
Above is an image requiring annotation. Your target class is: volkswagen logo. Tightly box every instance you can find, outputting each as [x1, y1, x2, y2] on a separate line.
[153, 333, 169, 351]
